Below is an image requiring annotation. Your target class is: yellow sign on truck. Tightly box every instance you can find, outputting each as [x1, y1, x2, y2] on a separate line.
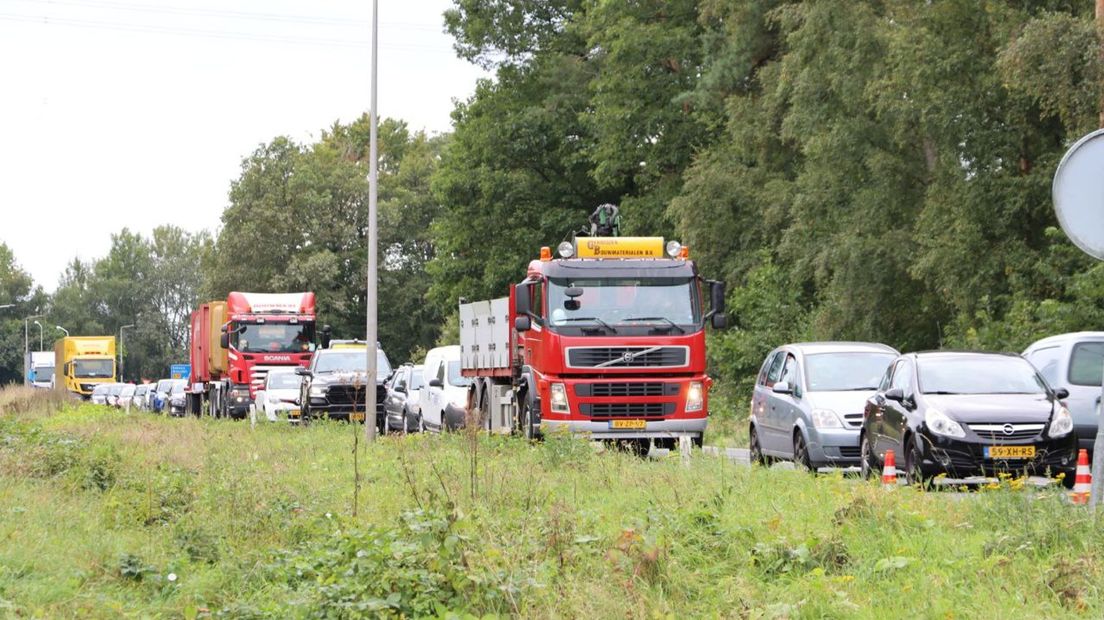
[54, 336, 116, 398]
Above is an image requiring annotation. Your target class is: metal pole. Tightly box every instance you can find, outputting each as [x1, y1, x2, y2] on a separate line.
[119, 324, 135, 383]
[34, 320, 43, 350]
[23, 314, 42, 386]
[365, 0, 379, 443]
[1094, 0, 1104, 506]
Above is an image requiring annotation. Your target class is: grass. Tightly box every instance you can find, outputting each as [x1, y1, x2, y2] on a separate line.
[1, 388, 1103, 617]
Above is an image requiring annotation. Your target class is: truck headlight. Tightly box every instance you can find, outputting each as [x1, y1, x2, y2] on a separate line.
[925, 409, 965, 438]
[550, 383, 569, 413]
[811, 408, 842, 428]
[1049, 405, 1074, 438]
[686, 381, 703, 412]
[309, 386, 326, 398]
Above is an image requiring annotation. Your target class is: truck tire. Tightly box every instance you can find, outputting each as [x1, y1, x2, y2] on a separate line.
[521, 396, 541, 441]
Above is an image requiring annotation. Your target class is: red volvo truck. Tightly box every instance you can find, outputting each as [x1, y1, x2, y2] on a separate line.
[188, 292, 318, 417]
[461, 236, 726, 449]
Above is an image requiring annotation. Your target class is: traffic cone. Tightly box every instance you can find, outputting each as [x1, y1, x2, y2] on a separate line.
[882, 449, 897, 488]
[1070, 449, 1091, 505]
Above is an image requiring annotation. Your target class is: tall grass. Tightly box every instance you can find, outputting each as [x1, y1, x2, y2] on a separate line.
[0, 387, 1102, 617]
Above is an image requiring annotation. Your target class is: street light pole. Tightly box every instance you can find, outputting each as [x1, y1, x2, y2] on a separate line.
[119, 324, 135, 382]
[23, 314, 42, 385]
[55, 326, 69, 337]
[364, 0, 379, 444]
[33, 320, 43, 350]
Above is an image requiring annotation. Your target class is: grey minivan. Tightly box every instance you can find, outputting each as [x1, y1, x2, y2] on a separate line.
[750, 342, 899, 469]
[1023, 332, 1104, 453]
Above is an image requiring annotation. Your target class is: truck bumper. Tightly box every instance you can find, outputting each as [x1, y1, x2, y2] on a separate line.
[541, 418, 706, 439]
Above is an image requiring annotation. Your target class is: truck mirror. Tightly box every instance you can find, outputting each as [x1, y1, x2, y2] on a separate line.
[514, 282, 531, 315]
[515, 315, 532, 332]
[565, 286, 584, 298]
[219, 333, 229, 349]
[711, 313, 727, 330]
[294, 366, 311, 377]
[710, 280, 726, 315]
[320, 324, 332, 349]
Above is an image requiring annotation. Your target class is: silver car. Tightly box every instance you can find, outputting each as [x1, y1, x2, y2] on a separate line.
[750, 342, 898, 469]
[1023, 332, 1104, 453]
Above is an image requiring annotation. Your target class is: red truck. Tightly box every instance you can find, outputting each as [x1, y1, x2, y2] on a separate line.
[187, 292, 318, 417]
[461, 236, 726, 450]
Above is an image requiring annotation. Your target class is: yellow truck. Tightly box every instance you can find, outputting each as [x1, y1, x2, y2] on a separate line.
[54, 336, 116, 398]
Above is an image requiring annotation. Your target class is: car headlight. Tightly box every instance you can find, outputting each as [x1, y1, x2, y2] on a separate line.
[1049, 405, 1074, 438]
[811, 408, 842, 429]
[309, 386, 326, 398]
[686, 381, 704, 412]
[925, 409, 965, 438]
[550, 383, 569, 413]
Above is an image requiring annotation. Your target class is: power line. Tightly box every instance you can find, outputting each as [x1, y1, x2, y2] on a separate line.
[1, 0, 441, 30]
[0, 12, 457, 52]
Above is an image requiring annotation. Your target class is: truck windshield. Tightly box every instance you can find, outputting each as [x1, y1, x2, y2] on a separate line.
[35, 366, 54, 382]
[547, 277, 700, 333]
[74, 359, 114, 378]
[231, 322, 316, 353]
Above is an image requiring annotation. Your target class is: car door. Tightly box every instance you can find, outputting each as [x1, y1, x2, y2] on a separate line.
[751, 351, 777, 435]
[423, 356, 444, 428]
[773, 353, 803, 456]
[880, 359, 914, 457]
[386, 368, 407, 420]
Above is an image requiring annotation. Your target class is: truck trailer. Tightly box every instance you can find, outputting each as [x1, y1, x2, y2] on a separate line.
[460, 236, 726, 449]
[188, 292, 317, 418]
[53, 336, 116, 398]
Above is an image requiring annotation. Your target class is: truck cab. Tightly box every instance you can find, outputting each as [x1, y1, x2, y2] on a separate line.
[53, 336, 117, 398]
[462, 236, 725, 448]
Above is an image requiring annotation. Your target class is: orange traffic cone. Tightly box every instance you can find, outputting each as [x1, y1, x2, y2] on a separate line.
[1070, 449, 1091, 505]
[882, 449, 897, 488]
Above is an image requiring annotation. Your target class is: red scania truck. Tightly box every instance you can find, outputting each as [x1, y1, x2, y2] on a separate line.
[188, 292, 317, 417]
[461, 236, 726, 449]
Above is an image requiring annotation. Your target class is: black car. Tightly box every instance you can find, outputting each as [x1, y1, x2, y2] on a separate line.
[297, 347, 392, 426]
[382, 363, 425, 434]
[860, 352, 1078, 485]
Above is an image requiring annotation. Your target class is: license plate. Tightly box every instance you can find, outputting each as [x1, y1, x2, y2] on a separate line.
[985, 445, 1035, 459]
[609, 419, 647, 429]
[287, 409, 300, 418]
[350, 412, 366, 422]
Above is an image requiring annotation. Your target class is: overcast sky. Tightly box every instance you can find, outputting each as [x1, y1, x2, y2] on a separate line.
[0, 0, 488, 291]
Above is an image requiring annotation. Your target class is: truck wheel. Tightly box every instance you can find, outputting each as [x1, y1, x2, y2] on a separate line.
[479, 388, 491, 433]
[521, 397, 540, 441]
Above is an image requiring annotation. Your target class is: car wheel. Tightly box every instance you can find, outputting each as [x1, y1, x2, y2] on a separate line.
[793, 432, 814, 472]
[860, 434, 877, 480]
[418, 413, 426, 433]
[905, 442, 930, 489]
[749, 425, 768, 466]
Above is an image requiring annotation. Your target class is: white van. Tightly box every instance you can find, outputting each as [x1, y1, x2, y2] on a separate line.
[421, 345, 472, 432]
[1024, 332, 1104, 454]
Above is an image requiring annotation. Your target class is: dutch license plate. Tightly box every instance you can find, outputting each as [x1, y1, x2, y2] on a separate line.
[350, 412, 366, 422]
[985, 445, 1035, 459]
[287, 409, 301, 418]
[609, 419, 647, 430]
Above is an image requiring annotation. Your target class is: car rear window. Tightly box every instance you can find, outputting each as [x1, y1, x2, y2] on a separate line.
[1069, 342, 1104, 386]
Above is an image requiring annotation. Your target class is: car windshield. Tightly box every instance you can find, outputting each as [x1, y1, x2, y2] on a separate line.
[918, 356, 1047, 395]
[109, 385, 123, 395]
[805, 352, 896, 391]
[135, 386, 147, 395]
[74, 359, 114, 378]
[447, 360, 471, 387]
[92, 385, 110, 395]
[231, 322, 316, 354]
[410, 367, 425, 390]
[267, 372, 301, 389]
[546, 277, 701, 333]
[120, 385, 135, 396]
[314, 350, 392, 377]
[156, 379, 173, 393]
[1069, 342, 1104, 386]
[170, 381, 185, 395]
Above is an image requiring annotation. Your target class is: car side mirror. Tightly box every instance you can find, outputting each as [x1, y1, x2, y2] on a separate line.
[395, 385, 407, 394]
[885, 388, 905, 402]
[1055, 387, 1070, 400]
[515, 315, 531, 332]
[429, 378, 443, 388]
[295, 367, 311, 377]
[219, 333, 229, 349]
[771, 381, 793, 395]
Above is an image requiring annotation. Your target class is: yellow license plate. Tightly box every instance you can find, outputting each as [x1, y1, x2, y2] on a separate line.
[609, 419, 647, 429]
[350, 412, 366, 422]
[985, 446, 1035, 459]
[287, 409, 300, 418]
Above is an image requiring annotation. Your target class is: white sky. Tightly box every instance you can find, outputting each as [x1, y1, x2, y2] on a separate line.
[0, 0, 488, 291]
